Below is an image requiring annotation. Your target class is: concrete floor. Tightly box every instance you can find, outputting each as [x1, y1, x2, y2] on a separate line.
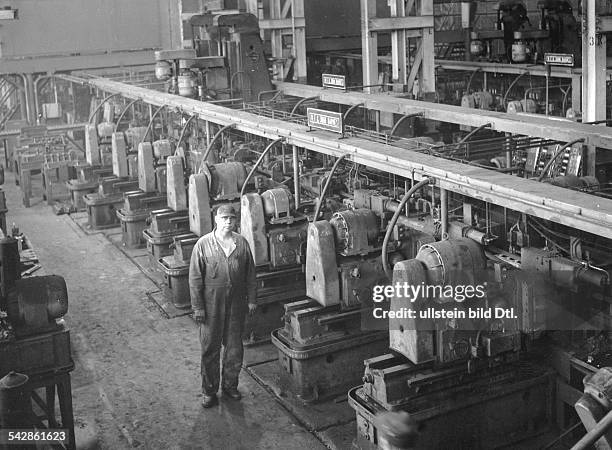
[5, 173, 332, 450]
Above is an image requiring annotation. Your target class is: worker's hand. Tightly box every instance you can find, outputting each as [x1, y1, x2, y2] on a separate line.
[193, 309, 206, 323]
[248, 303, 257, 316]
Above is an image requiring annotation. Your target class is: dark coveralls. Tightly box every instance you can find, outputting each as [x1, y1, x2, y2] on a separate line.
[189, 231, 257, 395]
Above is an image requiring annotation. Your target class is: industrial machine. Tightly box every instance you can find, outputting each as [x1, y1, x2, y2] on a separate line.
[79, 98, 160, 230]
[241, 186, 308, 343]
[155, 12, 272, 102]
[439, 0, 583, 117]
[63, 62, 612, 447]
[347, 182, 611, 448]
[0, 235, 74, 448]
[466, 0, 579, 64]
[575, 367, 612, 449]
[271, 180, 430, 401]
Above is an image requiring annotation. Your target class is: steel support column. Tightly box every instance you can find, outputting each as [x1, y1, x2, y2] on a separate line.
[581, 1, 606, 176]
[390, 0, 407, 89]
[361, 0, 379, 94]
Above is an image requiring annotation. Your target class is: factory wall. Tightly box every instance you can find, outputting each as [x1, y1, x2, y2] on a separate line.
[0, 0, 180, 59]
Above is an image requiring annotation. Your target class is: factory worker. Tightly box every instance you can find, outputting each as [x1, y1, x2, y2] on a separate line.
[189, 204, 257, 408]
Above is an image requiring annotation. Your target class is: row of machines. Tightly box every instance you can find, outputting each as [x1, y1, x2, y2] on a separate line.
[68, 64, 612, 444]
[153, 139, 309, 344]
[64, 9, 612, 442]
[57, 11, 304, 347]
[203, 96, 608, 445]
[7, 125, 85, 208]
[140, 11, 303, 343]
[447, 0, 581, 118]
[469, 0, 579, 64]
[74, 105, 310, 347]
[260, 153, 611, 446]
[69, 8, 273, 229]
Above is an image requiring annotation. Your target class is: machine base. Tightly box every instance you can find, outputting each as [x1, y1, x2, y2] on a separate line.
[143, 229, 193, 266]
[117, 209, 149, 249]
[158, 256, 191, 309]
[271, 328, 388, 403]
[348, 361, 553, 450]
[0, 328, 72, 377]
[66, 180, 98, 211]
[84, 193, 123, 229]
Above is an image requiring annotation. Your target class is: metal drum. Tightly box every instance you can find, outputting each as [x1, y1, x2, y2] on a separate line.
[0, 371, 31, 428]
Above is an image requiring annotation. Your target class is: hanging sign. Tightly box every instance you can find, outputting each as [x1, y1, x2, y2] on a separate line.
[322, 74, 346, 90]
[307, 108, 344, 134]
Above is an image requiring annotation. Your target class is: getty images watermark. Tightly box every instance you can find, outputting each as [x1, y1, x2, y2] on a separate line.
[371, 282, 517, 320]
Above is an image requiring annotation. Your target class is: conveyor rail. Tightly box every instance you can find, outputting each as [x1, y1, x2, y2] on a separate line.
[57, 75, 612, 240]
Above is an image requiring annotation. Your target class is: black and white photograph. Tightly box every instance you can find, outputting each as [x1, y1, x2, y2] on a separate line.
[0, 0, 611, 449]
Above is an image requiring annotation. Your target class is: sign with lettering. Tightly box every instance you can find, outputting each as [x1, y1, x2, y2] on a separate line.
[544, 53, 574, 67]
[307, 108, 344, 134]
[322, 73, 346, 90]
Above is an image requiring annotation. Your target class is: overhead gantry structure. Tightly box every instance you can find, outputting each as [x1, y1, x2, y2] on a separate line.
[273, 81, 612, 150]
[59, 74, 612, 240]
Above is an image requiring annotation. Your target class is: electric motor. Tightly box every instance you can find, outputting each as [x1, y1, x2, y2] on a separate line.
[261, 188, 294, 220]
[96, 122, 114, 139]
[6, 275, 68, 334]
[153, 139, 172, 160]
[411, 238, 487, 303]
[330, 209, 378, 255]
[204, 162, 247, 200]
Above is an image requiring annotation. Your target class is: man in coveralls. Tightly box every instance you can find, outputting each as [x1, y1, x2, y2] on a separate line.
[189, 204, 257, 408]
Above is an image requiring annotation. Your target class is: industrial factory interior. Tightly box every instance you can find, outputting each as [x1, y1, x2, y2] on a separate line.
[3, 0, 612, 449]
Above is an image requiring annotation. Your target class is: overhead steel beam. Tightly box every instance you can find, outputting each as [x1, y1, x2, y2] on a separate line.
[434, 59, 586, 77]
[69, 76, 612, 239]
[258, 18, 306, 29]
[274, 81, 612, 149]
[0, 50, 157, 75]
[597, 15, 612, 33]
[0, 122, 89, 137]
[368, 16, 434, 31]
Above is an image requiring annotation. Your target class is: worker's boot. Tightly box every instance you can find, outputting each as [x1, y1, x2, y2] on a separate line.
[222, 387, 242, 400]
[201, 394, 218, 408]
